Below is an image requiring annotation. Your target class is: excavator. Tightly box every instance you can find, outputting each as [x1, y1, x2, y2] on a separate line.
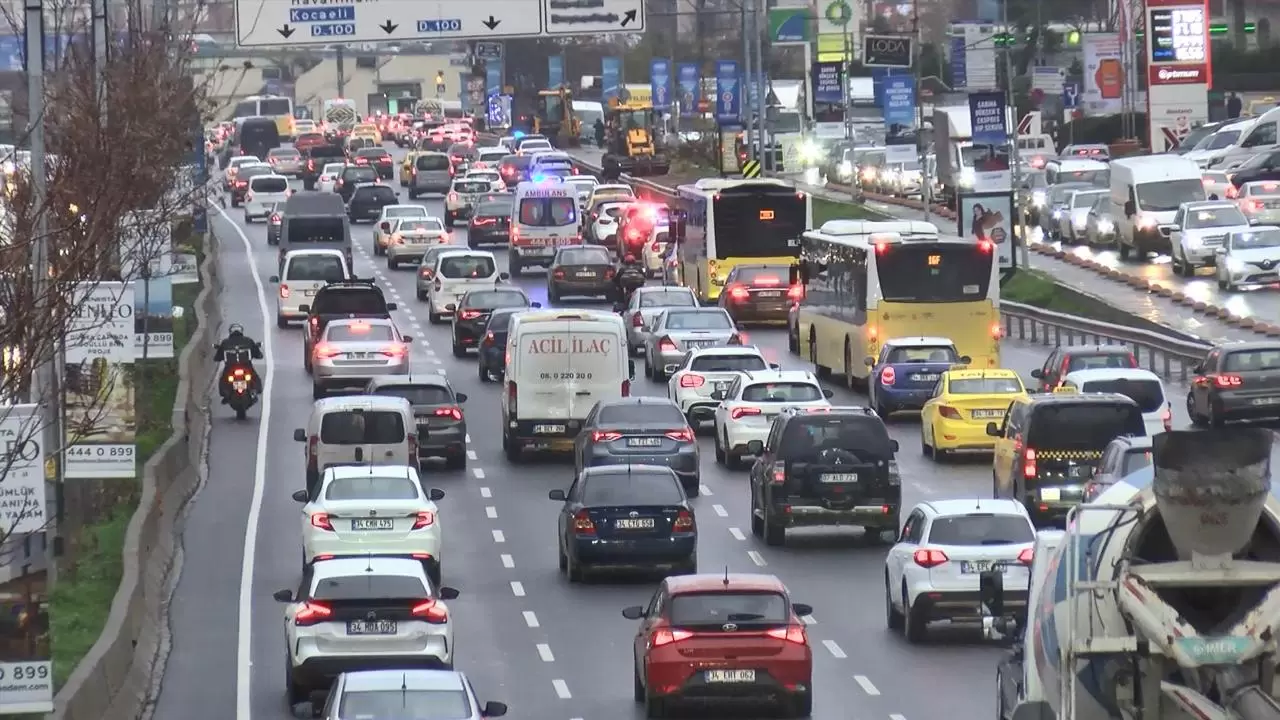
[532, 86, 581, 148]
[601, 95, 669, 178]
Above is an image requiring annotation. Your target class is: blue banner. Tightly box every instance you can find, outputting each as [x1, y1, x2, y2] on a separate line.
[602, 56, 622, 103]
[811, 62, 842, 105]
[715, 60, 740, 123]
[0, 34, 81, 72]
[949, 35, 967, 90]
[548, 55, 563, 89]
[968, 91, 1007, 145]
[883, 76, 915, 130]
[485, 61, 501, 99]
[677, 63, 699, 118]
[650, 59, 672, 112]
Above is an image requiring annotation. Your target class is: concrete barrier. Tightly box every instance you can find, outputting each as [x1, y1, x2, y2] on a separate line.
[50, 232, 222, 720]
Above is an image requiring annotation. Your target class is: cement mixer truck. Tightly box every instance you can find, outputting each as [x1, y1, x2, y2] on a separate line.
[982, 429, 1280, 720]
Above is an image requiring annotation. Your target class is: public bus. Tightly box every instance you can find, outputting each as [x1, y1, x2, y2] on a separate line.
[231, 94, 296, 140]
[672, 178, 812, 303]
[794, 220, 1002, 388]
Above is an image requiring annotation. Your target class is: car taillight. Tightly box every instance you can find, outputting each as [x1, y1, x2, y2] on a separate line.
[622, 379, 630, 397]
[235, 180, 247, 188]
[448, 192, 459, 203]
[245, 192, 255, 202]
[771, 460, 786, 484]
[787, 284, 804, 301]
[307, 159, 315, 170]
[651, 241, 662, 252]
[434, 407, 463, 421]
[938, 405, 961, 419]
[1162, 403, 1172, 431]
[270, 214, 281, 224]
[727, 333, 745, 346]
[572, 509, 596, 535]
[665, 429, 694, 442]
[631, 311, 644, 328]
[1250, 200, 1265, 211]
[727, 284, 750, 302]
[1023, 448, 1037, 478]
[592, 431, 622, 442]
[310, 512, 333, 531]
[412, 511, 435, 529]
[459, 309, 482, 320]
[730, 407, 761, 420]
[880, 366, 897, 385]
[1215, 374, 1243, 388]
[356, 158, 368, 165]
[482, 331, 495, 346]
[314, 343, 341, 359]
[658, 336, 677, 352]
[278, 284, 291, 299]
[294, 601, 333, 626]
[307, 434, 318, 459]
[679, 374, 704, 388]
[552, 269, 566, 279]
[381, 344, 407, 358]
[912, 548, 948, 568]
[991, 322, 1003, 339]
[673, 510, 695, 531]
[420, 267, 434, 279]
[379, 157, 391, 164]
[1226, 184, 1240, 199]
[652, 628, 694, 646]
[1017, 547, 1035, 565]
[507, 381, 517, 416]
[765, 625, 807, 644]
[411, 598, 449, 624]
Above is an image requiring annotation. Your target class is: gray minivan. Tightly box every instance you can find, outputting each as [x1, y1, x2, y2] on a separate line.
[408, 152, 452, 199]
[279, 192, 353, 272]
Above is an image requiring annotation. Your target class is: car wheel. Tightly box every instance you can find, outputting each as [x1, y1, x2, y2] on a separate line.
[633, 658, 645, 702]
[788, 690, 813, 718]
[286, 659, 307, 707]
[558, 544, 568, 573]
[276, 314, 289, 329]
[478, 362, 490, 382]
[566, 551, 585, 583]
[451, 336, 467, 358]
[445, 452, 466, 470]
[750, 493, 763, 537]
[763, 503, 785, 546]
[425, 559, 442, 588]
[885, 574, 904, 630]
[714, 428, 726, 465]
[1187, 392, 1206, 426]
[311, 383, 325, 400]
[428, 311, 443, 324]
[388, 256, 398, 269]
[903, 586, 927, 643]
[417, 289, 427, 301]
[644, 690, 667, 719]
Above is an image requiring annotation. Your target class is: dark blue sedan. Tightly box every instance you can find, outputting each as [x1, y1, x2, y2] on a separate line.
[867, 337, 968, 417]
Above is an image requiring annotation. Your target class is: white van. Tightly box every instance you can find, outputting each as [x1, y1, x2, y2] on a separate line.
[1186, 117, 1256, 169]
[294, 395, 418, 494]
[509, 178, 580, 275]
[1044, 158, 1109, 187]
[1110, 156, 1206, 260]
[1061, 368, 1170, 437]
[268, 249, 350, 327]
[1212, 107, 1280, 169]
[501, 309, 634, 460]
[423, 249, 506, 323]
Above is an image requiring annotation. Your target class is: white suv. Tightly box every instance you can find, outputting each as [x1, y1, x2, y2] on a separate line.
[274, 556, 459, 705]
[668, 346, 773, 428]
[711, 369, 832, 468]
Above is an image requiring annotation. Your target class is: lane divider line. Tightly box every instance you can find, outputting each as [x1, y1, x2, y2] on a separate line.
[479, 486, 492, 498]
[552, 679, 572, 699]
[712, 504, 727, 517]
[822, 639, 847, 659]
[492, 529, 506, 543]
[536, 643, 555, 662]
[501, 553, 515, 568]
[485, 506, 498, 519]
[510, 581, 526, 597]
[699, 484, 712, 496]
[523, 610, 540, 628]
[747, 550, 767, 567]
[473, 468, 486, 479]
[467, 449, 478, 460]
[854, 675, 880, 695]
[728, 527, 746, 541]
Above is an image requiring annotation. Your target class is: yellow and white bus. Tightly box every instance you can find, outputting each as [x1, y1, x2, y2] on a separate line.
[793, 220, 1002, 388]
[232, 94, 296, 140]
[673, 178, 812, 302]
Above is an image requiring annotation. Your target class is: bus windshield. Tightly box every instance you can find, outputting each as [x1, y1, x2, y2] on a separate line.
[712, 188, 806, 258]
[875, 244, 992, 302]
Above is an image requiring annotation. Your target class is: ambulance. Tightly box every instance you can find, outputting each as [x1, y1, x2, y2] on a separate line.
[509, 177, 581, 276]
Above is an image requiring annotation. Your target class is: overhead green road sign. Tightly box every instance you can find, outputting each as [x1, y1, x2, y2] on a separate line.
[768, 6, 811, 45]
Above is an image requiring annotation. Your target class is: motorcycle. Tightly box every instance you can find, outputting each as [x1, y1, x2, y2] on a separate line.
[612, 256, 647, 303]
[222, 364, 259, 420]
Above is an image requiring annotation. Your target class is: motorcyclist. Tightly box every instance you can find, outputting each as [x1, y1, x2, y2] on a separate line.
[613, 254, 647, 305]
[214, 323, 264, 402]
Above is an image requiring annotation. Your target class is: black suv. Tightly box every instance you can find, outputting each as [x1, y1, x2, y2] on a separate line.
[300, 144, 346, 190]
[336, 164, 379, 202]
[747, 405, 901, 547]
[354, 147, 395, 179]
[347, 183, 399, 223]
[299, 280, 396, 371]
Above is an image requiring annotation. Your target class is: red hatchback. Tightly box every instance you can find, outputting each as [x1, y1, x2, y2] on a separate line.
[622, 573, 813, 718]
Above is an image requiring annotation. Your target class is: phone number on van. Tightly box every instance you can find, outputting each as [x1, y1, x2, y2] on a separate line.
[539, 372, 594, 380]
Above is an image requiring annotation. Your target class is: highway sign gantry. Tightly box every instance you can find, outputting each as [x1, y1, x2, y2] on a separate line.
[235, 0, 644, 47]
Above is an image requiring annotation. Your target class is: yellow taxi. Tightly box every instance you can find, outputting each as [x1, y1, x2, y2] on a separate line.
[352, 122, 382, 144]
[400, 151, 423, 185]
[585, 183, 636, 212]
[920, 368, 1027, 460]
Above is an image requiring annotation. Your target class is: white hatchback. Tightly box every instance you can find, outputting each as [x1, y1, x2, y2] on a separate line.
[712, 369, 833, 468]
[293, 465, 446, 585]
[1061, 367, 1171, 437]
[424, 250, 504, 324]
[244, 174, 292, 222]
[316, 162, 346, 194]
[268, 249, 349, 328]
[668, 346, 773, 427]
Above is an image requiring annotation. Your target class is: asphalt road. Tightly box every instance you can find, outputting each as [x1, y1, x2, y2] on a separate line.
[153, 145, 1210, 720]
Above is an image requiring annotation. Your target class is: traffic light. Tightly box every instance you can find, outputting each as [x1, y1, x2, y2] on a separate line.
[993, 32, 1016, 47]
[1066, 29, 1081, 45]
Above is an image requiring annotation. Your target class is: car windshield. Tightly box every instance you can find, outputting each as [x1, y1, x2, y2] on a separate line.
[948, 377, 1023, 394]
[439, 255, 496, 278]
[463, 290, 526, 308]
[639, 290, 696, 308]
[1078, 378, 1165, 413]
[386, 207, 428, 220]
[398, 219, 443, 233]
[1072, 191, 1106, 209]
[325, 475, 419, 501]
[1049, 184, 1089, 204]
[1203, 172, 1229, 184]
[268, 149, 299, 159]
[884, 346, 957, 364]
[1187, 206, 1248, 228]
[486, 312, 517, 332]
[731, 266, 788, 285]
[1246, 183, 1280, 197]
[454, 180, 490, 194]
[518, 197, 577, 226]
[327, 323, 395, 342]
[477, 199, 514, 216]
[371, 385, 453, 405]
[344, 167, 377, 182]
[1204, 131, 1241, 150]
[668, 591, 789, 629]
[664, 311, 731, 330]
[689, 354, 767, 372]
[596, 403, 685, 425]
[1137, 179, 1206, 211]
[338, 689, 472, 720]
[928, 515, 1033, 545]
[581, 471, 684, 505]
[251, 177, 288, 193]
[741, 382, 822, 402]
[1232, 229, 1280, 248]
[558, 248, 611, 265]
[285, 255, 346, 282]
[781, 417, 893, 457]
[1224, 349, 1280, 372]
[1067, 352, 1136, 372]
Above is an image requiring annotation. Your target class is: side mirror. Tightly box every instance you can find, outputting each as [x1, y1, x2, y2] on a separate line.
[890, 439, 900, 452]
[298, 304, 311, 313]
[445, 303, 457, 312]
[438, 586, 460, 600]
[293, 428, 306, 442]
[1029, 368, 1043, 379]
[864, 355, 875, 367]
[482, 701, 508, 718]
[531, 301, 542, 308]
[1210, 193, 1220, 201]
[272, 589, 294, 603]
[621, 605, 645, 620]
[428, 488, 446, 501]
[548, 488, 567, 501]
[628, 360, 636, 379]
[710, 389, 726, 401]
[455, 392, 468, 403]
[746, 440, 764, 455]
[401, 335, 414, 343]
[979, 569, 1005, 617]
[959, 355, 972, 364]
[386, 302, 398, 311]
[1123, 199, 1136, 217]
[498, 271, 510, 280]
[769, 362, 780, 370]
[291, 489, 308, 503]
[380, 221, 390, 232]
[268, 275, 280, 283]
[986, 421, 1001, 437]
[792, 602, 813, 617]
[289, 700, 315, 719]
[822, 388, 834, 399]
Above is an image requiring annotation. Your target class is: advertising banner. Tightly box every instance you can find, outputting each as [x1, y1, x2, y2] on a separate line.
[959, 192, 1016, 271]
[650, 59, 672, 112]
[1145, 0, 1210, 151]
[883, 76, 917, 164]
[811, 62, 843, 105]
[949, 35, 967, 90]
[0, 404, 46, 536]
[961, 24, 997, 89]
[548, 55, 563, 89]
[602, 57, 622, 103]
[714, 60, 740, 123]
[676, 63, 699, 118]
[1082, 33, 1124, 115]
[485, 62, 501, 99]
[64, 283, 136, 480]
[119, 212, 174, 358]
[968, 91, 1011, 190]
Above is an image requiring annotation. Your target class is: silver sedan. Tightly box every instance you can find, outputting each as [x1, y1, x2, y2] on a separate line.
[643, 307, 740, 382]
[267, 147, 304, 176]
[310, 318, 413, 399]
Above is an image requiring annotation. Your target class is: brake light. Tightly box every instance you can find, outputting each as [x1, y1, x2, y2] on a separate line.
[787, 284, 803, 301]
[355, 157, 368, 165]
[1162, 403, 1172, 432]
[381, 344, 407, 358]
[459, 309, 482, 320]
[651, 628, 694, 646]
[679, 374, 705, 388]
[307, 159, 315, 171]
[727, 333, 745, 345]
[270, 213, 281, 224]
[1226, 184, 1240, 199]
[448, 192, 459, 203]
[472, 216, 495, 225]
[378, 157, 391, 164]
[434, 407, 463, 421]
[771, 460, 786, 484]
[1215, 374, 1243, 388]
[880, 366, 896, 385]
[309, 512, 333, 531]
[938, 405, 962, 419]
[294, 601, 333, 626]
[245, 192, 255, 203]
[420, 267, 434, 279]
[651, 241, 662, 252]
[631, 311, 644, 328]
[482, 331, 496, 346]
[553, 269, 566, 280]
[314, 343, 341, 359]
[765, 625, 807, 644]
[507, 381, 517, 416]
[1017, 547, 1034, 565]
[673, 510, 695, 531]
[622, 379, 631, 397]
[727, 284, 750, 302]
[730, 407, 761, 420]
[1023, 448, 1037, 478]
[991, 322, 1003, 339]
[235, 180, 247, 188]
[658, 336, 677, 352]
[308, 434, 318, 459]
[665, 428, 695, 442]
[412, 511, 435, 529]
[1250, 200, 1265, 211]
[1203, 176, 1214, 187]
[572, 509, 596, 535]
[912, 548, 948, 568]
[411, 598, 449, 624]
[591, 431, 622, 442]
[279, 284, 291, 299]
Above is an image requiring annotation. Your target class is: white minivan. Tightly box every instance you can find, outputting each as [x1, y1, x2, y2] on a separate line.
[1110, 155, 1206, 261]
[509, 178, 580, 276]
[501, 310, 634, 461]
[1211, 106, 1280, 169]
[1061, 368, 1170, 437]
[294, 395, 418, 495]
[268, 249, 349, 328]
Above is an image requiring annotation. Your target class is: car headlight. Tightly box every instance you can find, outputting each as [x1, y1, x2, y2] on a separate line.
[960, 168, 974, 187]
[1227, 256, 1248, 272]
[1052, 208, 1063, 219]
[1098, 219, 1114, 233]
[1072, 212, 1088, 228]
[1032, 191, 1046, 207]
[839, 160, 853, 175]
[1185, 234, 1203, 249]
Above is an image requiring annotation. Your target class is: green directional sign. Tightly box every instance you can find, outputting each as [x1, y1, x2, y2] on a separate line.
[768, 6, 811, 45]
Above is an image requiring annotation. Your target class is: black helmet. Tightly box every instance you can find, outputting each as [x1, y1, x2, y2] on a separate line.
[228, 323, 245, 337]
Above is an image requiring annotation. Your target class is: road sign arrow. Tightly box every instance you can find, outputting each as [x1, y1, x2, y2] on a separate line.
[379, 20, 398, 33]
[276, 24, 295, 38]
[620, 9, 636, 26]
[482, 15, 500, 30]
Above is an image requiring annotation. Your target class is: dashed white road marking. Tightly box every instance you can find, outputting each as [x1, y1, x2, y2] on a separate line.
[479, 486, 492, 498]
[747, 550, 767, 566]
[800, 614, 817, 625]
[510, 581, 526, 597]
[500, 553, 515, 568]
[465, 433, 472, 443]
[854, 675, 880, 695]
[523, 610, 540, 628]
[823, 640, 846, 659]
[492, 529, 506, 543]
[728, 527, 746, 541]
[700, 484, 712, 496]
[551, 679, 572, 699]
[467, 449, 478, 460]
[473, 468, 486, 479]
[485, 506, 498, 519]
[890, 714, 908, 720]
[536, 643, 555, 662]
[712, 504, 727, 517]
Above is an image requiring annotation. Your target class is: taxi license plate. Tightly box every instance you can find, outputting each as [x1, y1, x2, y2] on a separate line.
[971, 409, 1005, 419]
[615, 518, 655, 529]
[232, 380, 248, 392]
[756, 290, 781, 297]
[346, 619, 397, 635]
[706, 669, 755, 683]
[534, 424, 566, 434]
[352, 518, 394, 530]
[821, 473, 858, 483]
[627, 437, 661, 447]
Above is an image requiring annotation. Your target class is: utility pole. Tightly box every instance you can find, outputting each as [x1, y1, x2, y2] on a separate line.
[913, 0, 930, 223]
[752, 0, 767, 169]
[335, 46, 346, 98]
[91, 0, 108, 119]
[1004, 0, 1021, 201]
[24, 0, 60, 587]
[742, 2, 756, 163]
